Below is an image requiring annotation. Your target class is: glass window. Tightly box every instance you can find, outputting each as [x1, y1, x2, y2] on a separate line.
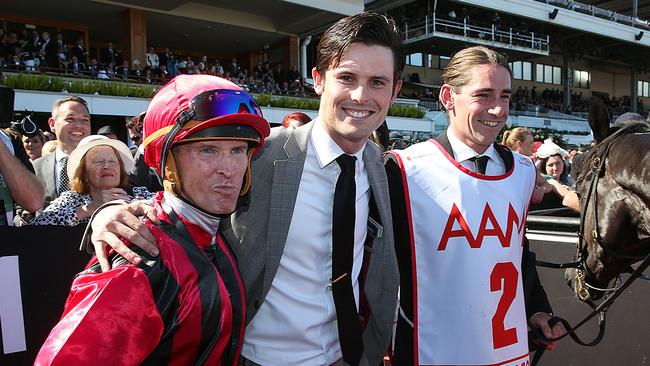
[536, 64, 544, 83]
[553, 66, 562, 85]
[644, 81, 649, 97]
[512, 61, 522, 80]
[536, 63, 564, 84]
[638, 81, 644, 96]
[522, 62, 533, 80]
[440, 56, 450, 69]
[544, 65, 553, 84]
[410, 53, 423, 67]
[571, 69, 590, 89]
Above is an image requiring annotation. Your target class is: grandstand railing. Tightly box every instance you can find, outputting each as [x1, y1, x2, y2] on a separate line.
[418, 98, 440, 111]
[0, 64, 167, 86]
[403, 13, 550, 54]
[537, 0, 650, 30]
[0, 67, 318, 99]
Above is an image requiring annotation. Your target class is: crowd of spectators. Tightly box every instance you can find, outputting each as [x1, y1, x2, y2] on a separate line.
[510, 85, 644, 117]
[0, 29, 307, 96]
[1, 97, 322, 228]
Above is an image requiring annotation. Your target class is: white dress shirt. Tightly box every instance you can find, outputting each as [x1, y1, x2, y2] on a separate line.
[241, 119, 371, 365]
[446, 129, 506, 175]
[54, 149, 70, 194]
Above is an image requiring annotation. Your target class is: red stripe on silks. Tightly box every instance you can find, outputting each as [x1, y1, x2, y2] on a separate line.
[165, 208, 229, 366]
[217, 234, 246, 366]
[523, 160, 535, 248]
[493, 352, 530, 366]
[527, 156, 536, 207]
[430, 139, 514, 181]
[150, 226, 204, 366]
[203, 274, 232, 366]
[419, 352, 529, 366]
[388, 150, 420, 366]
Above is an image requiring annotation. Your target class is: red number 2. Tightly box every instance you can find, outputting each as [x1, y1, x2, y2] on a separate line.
[490, 262, 519, 349]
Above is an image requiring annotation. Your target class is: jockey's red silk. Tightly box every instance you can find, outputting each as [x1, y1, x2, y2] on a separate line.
[35, 192, 245, 365]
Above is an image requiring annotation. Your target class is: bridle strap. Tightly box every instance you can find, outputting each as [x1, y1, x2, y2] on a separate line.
[535, 258, 581, 269]
[532, 251, 650, 366]
[531, 123, 650, 364]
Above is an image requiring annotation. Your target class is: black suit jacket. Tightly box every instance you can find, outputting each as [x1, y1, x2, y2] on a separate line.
[42, 40, 58, 68]
[67, 62, 86, 74]
[71, 46, 88, 64]
[385, 132, 552, 365]
[101, 49, 118, 66]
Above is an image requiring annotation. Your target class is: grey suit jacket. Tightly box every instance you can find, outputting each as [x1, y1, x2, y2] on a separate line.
[222, 122, 399, 365]
[32, 152, 59, 213]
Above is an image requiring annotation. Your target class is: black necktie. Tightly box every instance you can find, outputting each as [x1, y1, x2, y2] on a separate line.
[59, 156, 70, 193]
[332, 154, 363, 365]
[469, 155, 490, 174]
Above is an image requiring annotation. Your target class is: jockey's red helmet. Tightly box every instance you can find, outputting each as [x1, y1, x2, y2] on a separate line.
[142, 74, 270, 195]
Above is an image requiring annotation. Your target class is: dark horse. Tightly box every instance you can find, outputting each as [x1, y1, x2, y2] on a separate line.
[566, 99, 650, 302]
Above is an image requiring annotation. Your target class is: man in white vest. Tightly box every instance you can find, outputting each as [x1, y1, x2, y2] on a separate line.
[386, 46, 563, 366]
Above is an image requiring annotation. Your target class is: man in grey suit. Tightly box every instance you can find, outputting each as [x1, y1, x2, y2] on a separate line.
[33, 96, 91, 213]
[87, 12, 402, 366]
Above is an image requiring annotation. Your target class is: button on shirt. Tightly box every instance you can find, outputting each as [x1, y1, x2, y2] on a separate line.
[446, 129, 505, 175]
[241, 119, 370, 365]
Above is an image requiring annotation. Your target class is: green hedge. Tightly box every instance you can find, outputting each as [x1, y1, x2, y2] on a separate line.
[3, 73, 158, 98]
[3, 73, 426, 119]
[254, 93, 426, 118]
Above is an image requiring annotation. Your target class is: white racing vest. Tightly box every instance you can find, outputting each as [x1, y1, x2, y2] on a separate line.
[391, 140, 536, 366]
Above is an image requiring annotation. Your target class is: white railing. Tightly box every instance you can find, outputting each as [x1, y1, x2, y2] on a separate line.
[403, 13, 550, 53]
[539, 0, 650, 30]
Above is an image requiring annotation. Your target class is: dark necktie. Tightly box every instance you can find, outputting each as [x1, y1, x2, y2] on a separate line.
[332, 154, 363, 365]
[469, 155, 490, 174]
[59, 156, 70, 193]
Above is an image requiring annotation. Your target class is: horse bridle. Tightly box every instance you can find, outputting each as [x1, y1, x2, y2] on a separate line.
[532, 125, 650, 360]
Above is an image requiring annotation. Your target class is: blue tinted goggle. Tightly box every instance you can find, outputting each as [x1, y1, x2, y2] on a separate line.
[186, 89, 262, 123]
[160, 88, 263, 176]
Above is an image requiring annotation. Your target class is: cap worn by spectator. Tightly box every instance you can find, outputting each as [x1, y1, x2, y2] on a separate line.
[536, 138, 569, 159]
[97, 125, 118, 139]
[614, 112, 644, 126]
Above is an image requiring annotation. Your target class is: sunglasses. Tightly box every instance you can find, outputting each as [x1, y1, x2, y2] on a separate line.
[159, 88, 262, 175]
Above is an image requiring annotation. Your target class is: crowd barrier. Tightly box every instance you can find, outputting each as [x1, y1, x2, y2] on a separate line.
[0, 224, 89, 364]
[2, 222, 647, 365]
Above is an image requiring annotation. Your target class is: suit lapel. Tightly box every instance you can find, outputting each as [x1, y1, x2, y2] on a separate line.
[435, 131, 453, 156]
[44, 153, 58, 198]
[264, 124, 311, 291]
[494, 143, 514, 172]
[361, 145, 390, 297]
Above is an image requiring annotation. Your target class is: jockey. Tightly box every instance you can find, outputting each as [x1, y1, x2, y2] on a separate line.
[35, 74, 270, 366]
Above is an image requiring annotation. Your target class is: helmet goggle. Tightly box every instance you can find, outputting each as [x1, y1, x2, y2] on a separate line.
[191, 89, 263, 121]
[158, 89, 263, 176]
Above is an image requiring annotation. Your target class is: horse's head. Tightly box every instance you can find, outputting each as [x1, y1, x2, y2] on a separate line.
[565, 98, 650, 301]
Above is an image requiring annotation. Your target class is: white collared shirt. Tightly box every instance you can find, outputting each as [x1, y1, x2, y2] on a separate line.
[446, 129, 506, 175]
[54, 149, 70, 194]
[241, 118, 371, 365]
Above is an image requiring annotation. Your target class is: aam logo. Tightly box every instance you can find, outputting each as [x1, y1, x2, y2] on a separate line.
[518, 156, 533, 167]
[438, 202, 525, 251]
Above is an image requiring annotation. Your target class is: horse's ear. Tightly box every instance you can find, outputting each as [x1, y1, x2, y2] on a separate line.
[588, 97, 610, 143]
